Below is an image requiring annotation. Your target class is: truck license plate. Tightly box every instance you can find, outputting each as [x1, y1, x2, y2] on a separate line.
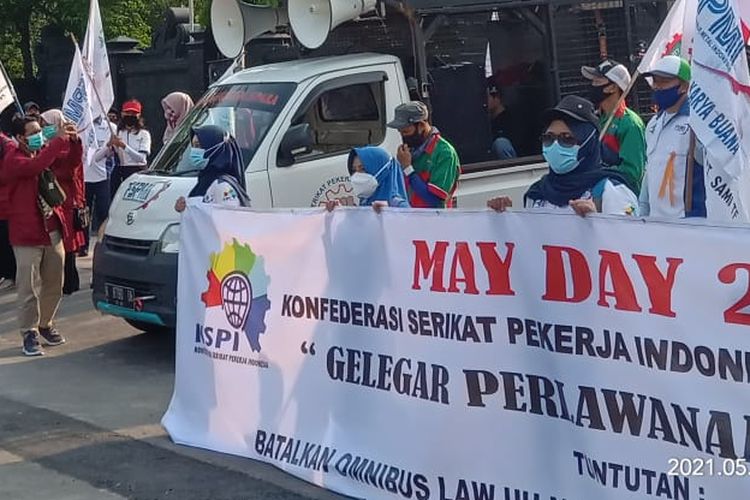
[105, 284, 136, 309]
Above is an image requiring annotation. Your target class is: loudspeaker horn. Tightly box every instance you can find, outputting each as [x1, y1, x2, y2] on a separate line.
[288, 0, 377, 50]
[211, 0, 289, 59]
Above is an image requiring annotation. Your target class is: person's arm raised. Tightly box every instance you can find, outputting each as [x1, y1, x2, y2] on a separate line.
[2, 135, 70, 180]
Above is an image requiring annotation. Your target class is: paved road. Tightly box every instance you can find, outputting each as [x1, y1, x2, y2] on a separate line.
[0, 256, 348, 500]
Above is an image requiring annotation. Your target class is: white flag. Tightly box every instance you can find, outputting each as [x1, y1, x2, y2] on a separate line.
[0, 62, 15, 113]
[638, 0, 697, 74]
[63, 46, 98, 164]
[82, 0, 113, 120]
[484, 42, 493, 78]
[690, 0, 750, 222]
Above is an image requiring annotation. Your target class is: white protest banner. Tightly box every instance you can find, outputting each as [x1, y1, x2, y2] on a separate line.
[63, 45, 97, 163]
[689, 0, 750, 222]
[638, 0, 696, 73]
[82, 0, 114, 120]
[0, 60, 16, 113]
[164, 205, 750, 500]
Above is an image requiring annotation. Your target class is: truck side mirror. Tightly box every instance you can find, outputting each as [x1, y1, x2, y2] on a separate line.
[277, 123, 314, 167]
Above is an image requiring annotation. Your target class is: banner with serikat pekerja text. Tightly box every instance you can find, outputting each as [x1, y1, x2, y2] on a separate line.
[163, 204, 750, 500]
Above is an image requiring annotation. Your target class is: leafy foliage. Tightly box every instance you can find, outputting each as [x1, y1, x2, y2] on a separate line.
[0, 0, 208, 79]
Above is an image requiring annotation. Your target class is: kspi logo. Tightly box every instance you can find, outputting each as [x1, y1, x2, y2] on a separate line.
[196, 239, 271, 352]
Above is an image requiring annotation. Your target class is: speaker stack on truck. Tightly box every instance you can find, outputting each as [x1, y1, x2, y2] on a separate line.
[210, 0, 491, 162]
[211, 0, 379, 60]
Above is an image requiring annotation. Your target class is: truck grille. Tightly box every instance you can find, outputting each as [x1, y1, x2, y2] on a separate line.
[104, 236, 154, 256]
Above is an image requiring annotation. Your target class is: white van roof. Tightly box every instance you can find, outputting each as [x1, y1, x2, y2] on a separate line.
[216, 53, 400, 86]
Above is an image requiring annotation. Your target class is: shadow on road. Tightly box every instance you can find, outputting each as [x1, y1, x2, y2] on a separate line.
[0, 328, 175, 364]
[0, 396, 314, 500]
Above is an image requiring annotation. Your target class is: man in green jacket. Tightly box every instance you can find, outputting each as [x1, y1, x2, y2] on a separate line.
[389, 101, 461, 208]
[582, 59, 646, 195]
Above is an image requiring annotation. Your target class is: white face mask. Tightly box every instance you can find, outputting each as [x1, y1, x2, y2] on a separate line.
[350, 172, 379, 199]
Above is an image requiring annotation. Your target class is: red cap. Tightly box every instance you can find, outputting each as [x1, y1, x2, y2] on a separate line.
[122, 99, 142, 114]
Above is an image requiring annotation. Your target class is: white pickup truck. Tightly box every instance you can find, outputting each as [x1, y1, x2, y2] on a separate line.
[92, 53, 547, 332]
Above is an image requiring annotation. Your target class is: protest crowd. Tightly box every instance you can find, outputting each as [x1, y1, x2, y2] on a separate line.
[1, 0, 750, 498]
[0, 48, 742, 357]
[0, 2, 747, 363]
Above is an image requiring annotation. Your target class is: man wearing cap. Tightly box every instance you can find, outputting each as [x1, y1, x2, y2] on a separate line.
[640, 55, 706, 219]
[389, 101, 460, 209]
[582, 59, 646, 195]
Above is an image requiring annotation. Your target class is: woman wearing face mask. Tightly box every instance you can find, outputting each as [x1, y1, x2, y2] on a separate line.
[40, 109, 86, 295]
[488, 96, 638, 217]
[347, 146, 409, 210]
[325, 147, 410, 213]
[108, 99, 152, 198]
[161, 92, 194, 146]
[174, 125, 250, 213]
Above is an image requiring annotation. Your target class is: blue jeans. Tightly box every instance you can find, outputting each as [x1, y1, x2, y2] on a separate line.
[492, 137, 518, 160]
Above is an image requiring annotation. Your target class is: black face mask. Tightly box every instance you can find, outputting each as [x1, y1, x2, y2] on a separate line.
[589, 84, 610, 107]
[122, 115, 138, 127]
[403, 127, 426, 149]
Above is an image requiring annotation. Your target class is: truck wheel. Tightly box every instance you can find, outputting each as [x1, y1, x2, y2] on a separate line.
[125, 319, 171, 334]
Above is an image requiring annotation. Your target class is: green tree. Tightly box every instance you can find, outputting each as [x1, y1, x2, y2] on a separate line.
[0, 0, 44, 79]
[0, 0, 208, 80]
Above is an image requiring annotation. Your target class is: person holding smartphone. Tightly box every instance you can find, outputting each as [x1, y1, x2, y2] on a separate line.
[2, 116, 77, 356]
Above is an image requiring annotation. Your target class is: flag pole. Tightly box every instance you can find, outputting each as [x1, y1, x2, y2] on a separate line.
[0, 60, 24, 116]
[684, 131, 697, 213]
[69, 33, 115, 141]
[599, 69, 640, 141]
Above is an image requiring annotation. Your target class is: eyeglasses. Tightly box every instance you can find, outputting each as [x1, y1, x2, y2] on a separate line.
[541, 133, 578, 148]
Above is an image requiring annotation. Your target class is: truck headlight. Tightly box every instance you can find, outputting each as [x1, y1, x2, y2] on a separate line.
[158, 223, 181, 254]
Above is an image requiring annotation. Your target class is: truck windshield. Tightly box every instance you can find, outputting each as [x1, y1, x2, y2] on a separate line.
[149, 82, 296, 175]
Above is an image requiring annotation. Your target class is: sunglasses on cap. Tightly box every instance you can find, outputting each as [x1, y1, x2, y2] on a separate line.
[540, 133, 578, 148]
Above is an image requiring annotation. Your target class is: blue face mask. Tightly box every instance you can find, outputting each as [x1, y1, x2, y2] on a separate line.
[27, 132, 45, 152]
[543, 142, 581, 174]
[653, 85, 683, 110]
[189, 147, 207, 169]
[42, 125, 58, 141]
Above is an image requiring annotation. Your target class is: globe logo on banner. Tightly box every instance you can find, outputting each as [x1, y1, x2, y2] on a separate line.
[221, 272, 253, 329]
[201, 239, 271, 352]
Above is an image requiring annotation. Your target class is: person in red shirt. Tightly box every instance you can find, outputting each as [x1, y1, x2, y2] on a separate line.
[41, 110, 86, 295]
[2, 115, 77, 356]
[0, 133, 17, 290]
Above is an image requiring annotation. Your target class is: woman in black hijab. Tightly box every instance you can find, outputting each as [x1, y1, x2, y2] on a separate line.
[488, 96, 638, 216]
[175, 125, 250, 212]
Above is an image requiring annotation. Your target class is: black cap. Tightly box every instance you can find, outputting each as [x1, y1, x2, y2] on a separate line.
[543, 95, 599, 128]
